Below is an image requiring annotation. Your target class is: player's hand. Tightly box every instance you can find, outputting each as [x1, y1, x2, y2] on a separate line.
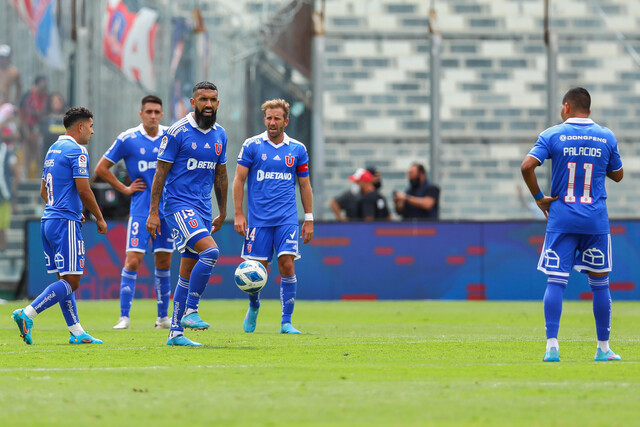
[96, 218, 108, 234]
[301, 220, 314, 244]
[536, 195, 559, 219]
[81, 213, 86, 223]
[211, 214, 225, 234]
[123, 178, 147, 195]
[234, 213, 247, 237]
[146, 213, 161, 239]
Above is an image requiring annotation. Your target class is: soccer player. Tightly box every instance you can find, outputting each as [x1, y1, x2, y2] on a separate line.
[12, 107, 107, 345]
[521, 87, 624, 362]
[146, 81, 228, 347]
[95, 95, 173, 330]
[233, 98, 314, 334]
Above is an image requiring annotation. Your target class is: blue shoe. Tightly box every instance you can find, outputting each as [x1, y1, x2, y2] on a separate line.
[595, 348, 621, 361]
[280, 322, 301, 334]
[12, 309, 33, 345]
[69, 331, 103, 344]
[166, 335, 202, 347]
[244, 307, 259, 333]
[543, 346, 560, 362]
[180, 312, 210, 330]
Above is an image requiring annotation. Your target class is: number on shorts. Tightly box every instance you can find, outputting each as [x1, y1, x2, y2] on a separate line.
[565, 162, 593, 204]
[131, 221, 139, 235]
[245, 227, 256, 241]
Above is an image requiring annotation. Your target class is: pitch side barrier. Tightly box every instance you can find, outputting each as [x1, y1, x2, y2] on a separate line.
[25, 219, 640, 300]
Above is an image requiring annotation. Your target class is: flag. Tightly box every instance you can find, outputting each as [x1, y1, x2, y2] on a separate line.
[103, 0, 158, 92]
[11, 0, 65, 70]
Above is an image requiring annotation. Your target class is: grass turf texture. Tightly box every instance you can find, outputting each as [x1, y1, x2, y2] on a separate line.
[1, 299, 638, 426]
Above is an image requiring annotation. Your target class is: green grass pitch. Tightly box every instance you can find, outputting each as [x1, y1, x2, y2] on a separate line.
[1, 299, 638, 426]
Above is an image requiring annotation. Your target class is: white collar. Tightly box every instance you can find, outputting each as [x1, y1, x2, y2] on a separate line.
[260, 131, 290, 148]
[137, 124, 162, 140]
[564, 118, 594, 125]
[58, 135, 79, 145]
[187, 113, 217, 134]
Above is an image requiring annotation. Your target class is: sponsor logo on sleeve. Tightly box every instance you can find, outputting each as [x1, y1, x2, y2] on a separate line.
[78, 154, 87, 168]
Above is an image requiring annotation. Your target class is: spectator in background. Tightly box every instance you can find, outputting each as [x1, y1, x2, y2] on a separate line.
[41, 92, 67, 162]
[0, 98, 20, 144]
[0, 139, 19, 252]
[351, 168, 390, 221]
[393, 162, 440, 220]
[20, 75, 48, 178]
[331, 166, 382, 221]
[0, 45, 22, 106]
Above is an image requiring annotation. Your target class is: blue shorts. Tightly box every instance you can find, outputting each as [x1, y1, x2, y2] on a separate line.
[241, 224, 300, 263]
[41, 219, 85, 276]
[537, 232, 612, 277]
[126, 215, 174, 253]
[165, 209, 212, 255]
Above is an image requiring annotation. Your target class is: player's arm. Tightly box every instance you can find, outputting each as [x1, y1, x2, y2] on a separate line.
[39, 179, 47, 204]
[146, 159, 172, 238]
[211, 163, 228, 233]
[402, 193, 436, 212]
[233, 164, 249, 236]
[94, 157, 146, 195]
[607, 168, 623, 182]
[520, 155, 558, 218]
[75, 177, 107, 234]
[299, 175, 314, 244]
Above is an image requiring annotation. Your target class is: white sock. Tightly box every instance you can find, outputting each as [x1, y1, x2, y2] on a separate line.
[184, 308, 197, 316]
[24, 305, 37, 320]
[69, 323, 84, 336]
[597, 340, 610, 352]
[546, 338, 559, 351]
[169, 331, 183, 339]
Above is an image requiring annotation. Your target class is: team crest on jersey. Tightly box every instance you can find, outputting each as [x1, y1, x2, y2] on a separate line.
[261, 153, 267, 161]
[188, 219, 198, 228]
[285, 156, 295, 167]
[140, 148, 146, 155]
[78, 154, 87, 168]
[192, 142, 197, 150]
[246, 243, 252, 253]
[215, 143, 222, 155]
[131, 238, 139, 247]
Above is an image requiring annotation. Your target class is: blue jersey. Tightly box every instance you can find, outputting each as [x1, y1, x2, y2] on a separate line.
[41, 135, 90, 222]
[103, 124, 168, 217]
[157, 113, 227, 219]
[528, 118, 623, 234]
[237, 131, 309, 227]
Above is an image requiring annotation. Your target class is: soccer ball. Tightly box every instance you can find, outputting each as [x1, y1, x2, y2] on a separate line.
[234, 260, 268, 294]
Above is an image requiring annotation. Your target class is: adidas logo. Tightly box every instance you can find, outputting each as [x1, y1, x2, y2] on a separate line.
[284, 297, 295, 305]
[153, 147, 158, 152]
[204, 143, 211, 149]
[274, 155, 281, 161]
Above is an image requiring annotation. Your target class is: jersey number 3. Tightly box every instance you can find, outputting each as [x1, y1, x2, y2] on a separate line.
[565, 162, 593, 204]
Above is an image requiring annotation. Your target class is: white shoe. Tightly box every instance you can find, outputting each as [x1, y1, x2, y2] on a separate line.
[113, 316, 130, 329]
[155, 316, 171, 329]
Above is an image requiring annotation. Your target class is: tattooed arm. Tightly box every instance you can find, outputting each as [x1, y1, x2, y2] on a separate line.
[146, 159, 172, 238]
[211, 163, 228, 233]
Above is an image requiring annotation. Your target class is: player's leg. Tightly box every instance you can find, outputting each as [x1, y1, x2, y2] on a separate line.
[153, 217, 174, 328]
[537, 232, 575, 361]
[13, 220, 78, 344]
[274, 224, 301, 334]
[166, 257, 201, 346]
[576, 234, 620, 361]
[59, 274, 102, 344]
[240, 226, 274, 333]
[181, 235, 219, 329]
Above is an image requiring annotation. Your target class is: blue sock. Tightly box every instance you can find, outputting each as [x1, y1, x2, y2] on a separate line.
[155, 268, 171, 318]
[249, 291, 261, 309]
[170, 276, 189, 332]
[588, 275, 611, 341]
[30, 279, 73, 314]
[119, 269, 137, 317]
[280, 275, 297, 324]
[59, 292, 79, 327]
[186, 247, 219, 310]
[543, 276, 567, 339]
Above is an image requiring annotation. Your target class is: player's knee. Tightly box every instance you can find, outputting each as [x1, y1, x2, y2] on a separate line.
[154, 253, 172, 270]
[64, 276, 81, 291]
[124, 253, 143, 271]
[198, 247, 219, 269]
